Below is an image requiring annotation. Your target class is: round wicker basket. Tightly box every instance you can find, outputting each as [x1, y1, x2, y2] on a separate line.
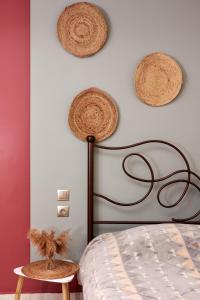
[68, 87, 118, 142]
[135, 52, 183, 106]
[22, 260, 79, 280]
[57, 2, 108, 57]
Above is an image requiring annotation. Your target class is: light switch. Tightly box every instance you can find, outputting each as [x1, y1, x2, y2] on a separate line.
[57, 189, 70, 201]
[57, 205, 69, 217]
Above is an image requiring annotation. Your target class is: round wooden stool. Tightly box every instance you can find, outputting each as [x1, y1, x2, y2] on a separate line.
[14, 262, 76, 300]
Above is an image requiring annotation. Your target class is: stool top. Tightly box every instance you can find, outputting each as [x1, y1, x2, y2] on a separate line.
[14, 260, 76, 283]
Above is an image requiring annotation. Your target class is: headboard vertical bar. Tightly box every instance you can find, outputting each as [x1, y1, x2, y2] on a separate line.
[87, 136, 95, 243]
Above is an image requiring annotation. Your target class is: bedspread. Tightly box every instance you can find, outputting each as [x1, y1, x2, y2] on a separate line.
[79, 224, 200, 299]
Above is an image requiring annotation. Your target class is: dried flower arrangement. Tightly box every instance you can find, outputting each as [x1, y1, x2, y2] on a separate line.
[22, 228, 79, 280]
[28, 229, 69, 270]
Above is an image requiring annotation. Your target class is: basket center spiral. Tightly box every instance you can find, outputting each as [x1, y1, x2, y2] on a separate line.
[75, 22, 90, 37]
[81, 103, 104, 131]
[144, 66, 168, 96]
[69, 15, 95, 43]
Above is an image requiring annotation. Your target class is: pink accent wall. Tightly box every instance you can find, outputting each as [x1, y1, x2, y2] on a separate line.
[0, 0, 30, 294]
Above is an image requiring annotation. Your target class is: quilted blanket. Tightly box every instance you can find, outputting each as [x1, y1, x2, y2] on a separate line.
[79, 224, 200, 299]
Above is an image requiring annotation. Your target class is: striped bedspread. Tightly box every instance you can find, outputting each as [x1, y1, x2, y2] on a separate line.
[79, 224, 200, 299]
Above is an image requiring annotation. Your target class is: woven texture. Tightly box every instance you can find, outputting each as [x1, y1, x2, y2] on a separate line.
[22, 260, 79, 280]
[57, 2, 108, 57]
[68, 87, 118, 142]
[135, 52, 183, 106]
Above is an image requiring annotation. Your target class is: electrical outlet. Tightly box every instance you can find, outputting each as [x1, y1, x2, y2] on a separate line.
[57, 189, 70, 201]
[57, 206, 69, 217]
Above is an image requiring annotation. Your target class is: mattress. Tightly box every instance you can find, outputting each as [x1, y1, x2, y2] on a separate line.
[79, 223, 200, 300]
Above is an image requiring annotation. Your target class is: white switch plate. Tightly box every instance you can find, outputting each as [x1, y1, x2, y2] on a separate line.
[57, 205, 69, 217]
[57, 189, 70, 201]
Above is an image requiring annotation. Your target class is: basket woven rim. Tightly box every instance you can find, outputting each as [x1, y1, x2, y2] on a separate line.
[135, 52, 183, 106]
[68, 87, 119, 142]
[22, 260, 79, 280]
[57, 2, 108, 57]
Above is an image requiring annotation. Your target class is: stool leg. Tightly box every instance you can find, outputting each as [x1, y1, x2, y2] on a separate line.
[62, 283, 70, 300]
[15, 276, 24, 300]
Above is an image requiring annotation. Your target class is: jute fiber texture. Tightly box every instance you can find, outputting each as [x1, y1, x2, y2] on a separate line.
[135, 52, 183, 106]
[22, 260, 79, 280]
[68, 87, 118, 142]
[57, 2, 108, 57]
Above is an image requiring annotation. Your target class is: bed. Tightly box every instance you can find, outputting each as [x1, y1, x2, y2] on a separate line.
[79, 136, 200, 299]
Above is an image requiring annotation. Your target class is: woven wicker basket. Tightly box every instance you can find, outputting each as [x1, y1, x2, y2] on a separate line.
[135, 52, 183, 106]
[57, 2, 108, 57]
[22, 260, 79, 280]
[68, 87, 118, 142]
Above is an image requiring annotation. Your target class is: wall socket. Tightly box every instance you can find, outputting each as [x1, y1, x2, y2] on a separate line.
[57, 206, 69, 217]
[57, 189, 70, 201]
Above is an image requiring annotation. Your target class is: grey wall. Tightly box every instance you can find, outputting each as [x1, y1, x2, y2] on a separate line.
[31, 0, 200, 261]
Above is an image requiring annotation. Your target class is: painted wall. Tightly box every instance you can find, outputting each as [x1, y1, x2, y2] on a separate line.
[0, 0, 79, 294]
[31, 0, 200, 263]
[0, 0, 30, 294]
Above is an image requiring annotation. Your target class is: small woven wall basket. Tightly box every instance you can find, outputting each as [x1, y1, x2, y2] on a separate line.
[68, 87, 119, 142]
[22, 260, 79, 280]
[135, 52, 183, 106]
[57, 2, 108, 57]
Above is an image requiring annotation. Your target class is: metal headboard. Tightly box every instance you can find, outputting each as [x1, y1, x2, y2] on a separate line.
[87, 136, 200, 243]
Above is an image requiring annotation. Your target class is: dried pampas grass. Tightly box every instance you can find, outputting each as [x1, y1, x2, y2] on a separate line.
[28, 228, 70, 270]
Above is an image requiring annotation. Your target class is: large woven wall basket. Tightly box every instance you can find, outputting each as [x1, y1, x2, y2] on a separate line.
[135, 52, 183, 106]
[68, 87, 118, 142]
[57, 2, 108, 57]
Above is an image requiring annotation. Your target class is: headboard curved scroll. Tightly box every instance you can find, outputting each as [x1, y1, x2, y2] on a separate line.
[87, 136, 200, 242]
